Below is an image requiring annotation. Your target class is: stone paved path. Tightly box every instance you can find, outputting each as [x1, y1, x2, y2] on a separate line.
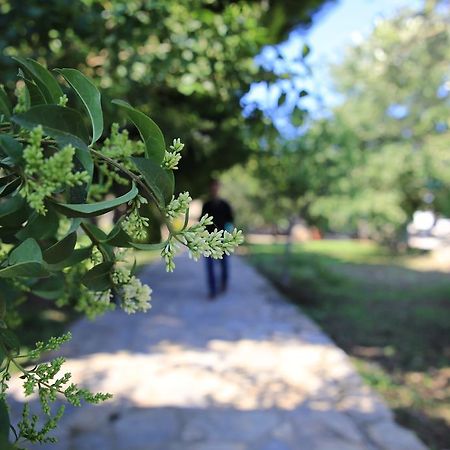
[9, 256, 427, 450]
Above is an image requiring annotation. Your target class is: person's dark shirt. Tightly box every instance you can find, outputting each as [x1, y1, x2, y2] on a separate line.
[201, 198, 233, 232]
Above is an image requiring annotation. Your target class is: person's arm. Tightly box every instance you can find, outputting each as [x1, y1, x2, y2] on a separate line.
[201, 201, 209, 218]
[226, 202, 234, 224]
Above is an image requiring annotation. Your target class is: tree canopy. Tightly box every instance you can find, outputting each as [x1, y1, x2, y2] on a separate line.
[315, 4, 450, 241]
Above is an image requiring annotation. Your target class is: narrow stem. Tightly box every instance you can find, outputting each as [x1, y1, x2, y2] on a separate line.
[10, 357, 66, 395]
[80, 222, 110, 262]
[89, 148, 172, 231]
[90, 149, 157, 207]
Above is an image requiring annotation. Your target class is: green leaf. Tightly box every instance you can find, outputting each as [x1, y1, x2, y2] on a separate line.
[0, 397, 10, 446]
[69, 145, 94, 204]
[32, 273, 65, 300]
[0, 135, 23, 164]
[67, 218, 82, 234]
[43, 232, 77, 264]
[9, 238, 42, 265]
[47, 246, 92, 271]
[81, 221, 108, 241]
[0, 85, 11, 119]
[99, 242, 115, 261]
[80, 223, 116, 261]
[54, 183, 138, 217]
[55, 68, 104, 144]
[131, 157, 174, 206]
[20, 76, 47, 106]
[104, 221, 132, 247]
[299, 89, 308, 98]
[82, 261, 113, 291]
[291, 106, 305, 127]
[302, 44, 310, 58]
[0, 260, 49, 278]
[74, 145, 93, 177]
[12, 57, 63, 104]
[0, 280, 22, 305]
[112, 99, 165, 164]
[0, 238, 49, 278]
[277, 92, 287, 107]
[0, 328, 20, 354]
[0, 176, 21, 198]
[15, 207, 59, 240]
[0, 227, 21, 244]
[0, 196, 29, 228]
[11, 105, 90, 148]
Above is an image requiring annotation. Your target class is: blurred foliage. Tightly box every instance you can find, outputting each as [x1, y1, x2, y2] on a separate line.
[312, 1, 450, 242]
[221, 146, 309, 231]
[224, 2, 450, 245]
[0, 0, 330, 194]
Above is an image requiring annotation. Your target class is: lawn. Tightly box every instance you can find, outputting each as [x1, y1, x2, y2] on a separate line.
[246, 239, 450, 450]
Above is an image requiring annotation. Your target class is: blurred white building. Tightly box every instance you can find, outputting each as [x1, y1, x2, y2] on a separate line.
[407, 210, 450, 250]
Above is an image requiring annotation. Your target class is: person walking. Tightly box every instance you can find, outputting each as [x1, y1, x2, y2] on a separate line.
[201, 179, 234, 299]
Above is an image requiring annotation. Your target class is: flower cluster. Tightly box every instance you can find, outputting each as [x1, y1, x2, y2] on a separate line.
[2, 333, 111, 444]
[161, 237, 179, 272]
[119, 276, 152, 314]
[54, 262, 112, 319]
[22, 126, 90, 214]
[92, 289, 113, 305]
[111, 264, 152, 314]
[13, 84, 29, 113]
[74, 288, 115, 320]
[121, 195, 150, 240]
[58, 94, 68, 107]
[162, 138, 184, 170]
[28, 333, 72, 360]
[165, 191, 192, 220]
[162, 214, 244, 271]
[90, 123, 145, 199]
[56, 251, 153, 319]
[181, 215, 244, 259]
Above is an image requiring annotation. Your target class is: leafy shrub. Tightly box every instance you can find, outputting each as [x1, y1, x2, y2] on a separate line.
[0, 58, 243, 448]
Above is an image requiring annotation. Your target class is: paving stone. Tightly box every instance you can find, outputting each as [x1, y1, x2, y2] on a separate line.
[366, 421, 428, 450]
[308, 438, 367, 450]
[67, 402, 117, 433]
[337, 388, 394, 425]
[271, 421, 296, 442]
[113, 408, 180, 448]
[187, 443, 247, 450]
[69, 431, 112, 450]
[182, 410, 280, 443]
[252, 437, 293, 450]
[291, 407, 365, 444]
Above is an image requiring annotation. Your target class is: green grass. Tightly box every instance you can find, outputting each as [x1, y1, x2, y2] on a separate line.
[247, 240, 450, 450]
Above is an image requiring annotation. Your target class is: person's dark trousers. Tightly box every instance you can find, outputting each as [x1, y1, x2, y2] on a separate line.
[205, 255, 229, 297]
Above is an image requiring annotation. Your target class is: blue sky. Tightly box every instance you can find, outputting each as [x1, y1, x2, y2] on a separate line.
[241, 0, 424, 135]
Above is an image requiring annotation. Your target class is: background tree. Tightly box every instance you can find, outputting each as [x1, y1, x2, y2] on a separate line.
[224, 2, 450, 246]
[317, 3, 450, 242]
